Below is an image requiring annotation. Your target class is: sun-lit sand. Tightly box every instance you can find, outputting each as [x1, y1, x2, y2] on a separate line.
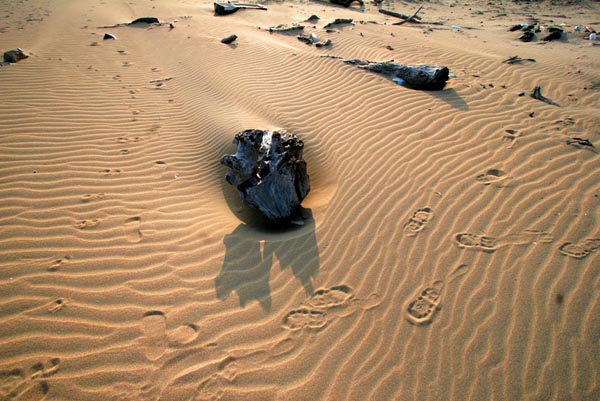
[1, 0, 599, 400]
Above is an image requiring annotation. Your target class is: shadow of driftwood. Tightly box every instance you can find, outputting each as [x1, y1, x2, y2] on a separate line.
[428, 87, 469, 110]
[216, 209, 320, 312]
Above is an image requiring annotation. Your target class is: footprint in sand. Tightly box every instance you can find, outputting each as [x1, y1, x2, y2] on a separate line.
[404, 264, 468, 326]
[80, 193, 105, 203]
[116, 136, 140, 144]
[403, 207, 434, 236]
[283, 286, 381, 331]
[0, 358, 61, 400]
[46, 298, 68, 313]
[455, 233, 497, 253]
[167, 323, 200, 346]
[99, 169, 122, 176]
[502, 129, 521, 148]
[141, 311, 167, 361]
[405, 280, 444, 326]
[74, 219, 99, 230]
[559, 237, 599, 259]
[476, 169, 507, 185]
[123, 216, 142, 243]
[48, 256, 71, 272]
[282, 309, 328, 331]
[141, 311, 200, 360]
[308, 285, 355, 309]
[455, 230, 553, 253]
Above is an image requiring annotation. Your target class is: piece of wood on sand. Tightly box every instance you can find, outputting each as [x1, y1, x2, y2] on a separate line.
[379, 5, 423, 25]
[341, 58, 449, 90]
[530, 86, 560, 107]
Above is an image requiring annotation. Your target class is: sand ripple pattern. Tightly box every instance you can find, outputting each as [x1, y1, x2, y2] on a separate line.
[1, 1, 599, 401]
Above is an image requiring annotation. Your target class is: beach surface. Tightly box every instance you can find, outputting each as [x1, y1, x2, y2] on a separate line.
[1, 0, 599, 400]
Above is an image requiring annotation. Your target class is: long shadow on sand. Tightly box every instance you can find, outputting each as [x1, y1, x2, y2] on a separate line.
[429, 88, 469, 110]
[216, 210, 320, 312]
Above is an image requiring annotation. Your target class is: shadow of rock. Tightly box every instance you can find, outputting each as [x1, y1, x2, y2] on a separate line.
[216, 209, 320, 312]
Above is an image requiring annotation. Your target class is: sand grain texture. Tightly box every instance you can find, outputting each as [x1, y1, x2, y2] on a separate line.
[1, 0, 599, 400]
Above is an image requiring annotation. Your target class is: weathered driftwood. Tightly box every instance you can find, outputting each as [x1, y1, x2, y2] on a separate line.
[3, 49, 28, 63]
[323, 18, 353, 28]
[221, 130, 310, 222]
[379, 6, 423, 25]
[268, 23, 304, 33]
[379, 8, 422, 22]
[221, 34, 238, 44]
[543, 27, 563, 41]
[329, 0, 363, 6]
[214, 2, 267, 16]
[566, 137, 594, 148]
[502, 55, 536, 64]
[129, 17, 160, 24]
[342, 59, 449, 90]
[530, 86, 560, 107]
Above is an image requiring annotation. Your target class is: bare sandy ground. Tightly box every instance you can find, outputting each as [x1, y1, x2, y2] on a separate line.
[1, 0, 599, 400]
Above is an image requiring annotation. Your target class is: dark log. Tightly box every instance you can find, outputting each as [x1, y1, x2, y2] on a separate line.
[379, 8, 422, 22]
[221, 130, 310, 222]
[543, 27, 563, 41]
[129, 17, 160, 24]
[3, 48, 28, 63]
[268, 23, 304, 33]
[566, 137, 594, 148]
[329, 0, 363, 7]
[221, 34, 238, 44]
[342, 59, 449, 90]
[502, 55, 536, 64]
[519, 31, 535, 42]
[214, 2, 267, 16]
[323, 18, 353, 28]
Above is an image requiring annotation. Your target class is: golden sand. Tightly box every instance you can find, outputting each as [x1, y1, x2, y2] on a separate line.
[1, 0, 599, 399]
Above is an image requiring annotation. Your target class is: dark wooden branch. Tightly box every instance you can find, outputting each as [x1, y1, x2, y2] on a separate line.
[530, 86, 560, 107]
[379, 8, 422, 22]
[391, 5, 423, 26]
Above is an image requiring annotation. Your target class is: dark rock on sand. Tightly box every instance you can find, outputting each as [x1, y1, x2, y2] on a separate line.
[221, 129, 310, 222]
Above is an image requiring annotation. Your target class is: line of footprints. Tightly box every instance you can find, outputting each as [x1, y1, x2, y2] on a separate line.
[0, 358, 61, 401]
[404, 207, 597, 260]
[282, 285, 381, 331]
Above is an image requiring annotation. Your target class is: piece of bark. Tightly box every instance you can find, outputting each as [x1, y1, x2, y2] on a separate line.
[543, 27, 563, 41]
[3, 49, 28, 63]
[530, 86, 560, 107]
[221, 130, 310, 222]
[329, 0, 363, 6]
[268, 23, 304, 33]
[342, 59, 449, 90]
[129, 17, 160, 24]
[502, 55, 536, 64]
[221, 34, 238, 44]
[379, 8, 422, 22]
[324, 18, 353, 28]
[566, 138, 594, 148]
[214, 2, 267, 16]
[519, 31, 535, 42]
